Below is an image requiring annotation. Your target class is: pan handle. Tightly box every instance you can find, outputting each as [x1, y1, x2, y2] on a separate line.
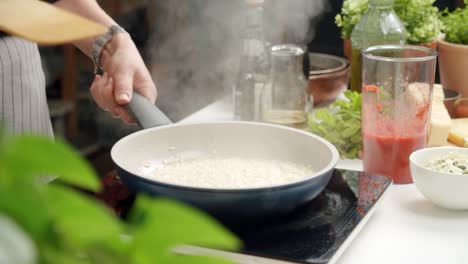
[127, 92, 172, 129]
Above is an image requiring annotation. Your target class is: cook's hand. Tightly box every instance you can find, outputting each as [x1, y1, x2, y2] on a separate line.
[89, 33, 157, 124]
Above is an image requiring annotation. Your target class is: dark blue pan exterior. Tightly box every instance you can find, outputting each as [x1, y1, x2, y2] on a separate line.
[117, 165, 333, 222]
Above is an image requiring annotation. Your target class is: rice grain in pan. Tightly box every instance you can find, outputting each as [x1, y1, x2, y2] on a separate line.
[142, 157, 314, 189]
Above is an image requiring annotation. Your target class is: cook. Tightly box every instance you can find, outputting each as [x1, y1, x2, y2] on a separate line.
[0, 0, 157, 137]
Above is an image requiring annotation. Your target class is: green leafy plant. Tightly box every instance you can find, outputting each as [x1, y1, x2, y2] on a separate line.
[393, 0, 443, 44]
[440, 0, 468, 45]
[335, 0, 368, 39]
[308, 91, 362, 159]
[0, 133, 240, 264]
[335, 0, 442, 44]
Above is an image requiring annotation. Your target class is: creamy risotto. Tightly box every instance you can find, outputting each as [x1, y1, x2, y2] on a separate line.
[141, 157, 314, 189]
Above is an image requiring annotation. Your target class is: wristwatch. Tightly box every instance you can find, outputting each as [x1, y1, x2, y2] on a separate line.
[91, 25, 127, 74]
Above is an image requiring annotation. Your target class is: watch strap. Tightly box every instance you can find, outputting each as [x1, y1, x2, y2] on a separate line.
[91, 25, 126, 74]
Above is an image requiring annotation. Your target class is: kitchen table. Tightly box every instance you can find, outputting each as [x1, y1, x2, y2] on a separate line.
[178, 96, 468, 264]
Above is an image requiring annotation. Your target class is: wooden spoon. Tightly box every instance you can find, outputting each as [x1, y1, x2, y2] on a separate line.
[0, 0, 107, 45]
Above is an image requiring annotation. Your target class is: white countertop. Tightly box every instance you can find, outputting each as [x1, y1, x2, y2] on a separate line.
[180, 97, 468, 264]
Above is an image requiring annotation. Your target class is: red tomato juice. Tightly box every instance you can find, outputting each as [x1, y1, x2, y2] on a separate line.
[363, 131, 427, 184]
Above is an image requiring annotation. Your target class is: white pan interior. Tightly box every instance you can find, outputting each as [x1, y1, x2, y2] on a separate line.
[111, 121, 339, 182]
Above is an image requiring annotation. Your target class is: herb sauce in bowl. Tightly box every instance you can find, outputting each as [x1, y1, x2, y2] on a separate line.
[425, 152, 468, 175]
[410, 147, 468, 210]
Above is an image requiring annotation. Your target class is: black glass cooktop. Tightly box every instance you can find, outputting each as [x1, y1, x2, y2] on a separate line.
[182, 169, 392, 264]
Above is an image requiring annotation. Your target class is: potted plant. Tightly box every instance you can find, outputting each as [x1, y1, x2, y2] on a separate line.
[438, 0, 468, 98]
[334, 0, 368, 60]
[335, 0, 443, 60]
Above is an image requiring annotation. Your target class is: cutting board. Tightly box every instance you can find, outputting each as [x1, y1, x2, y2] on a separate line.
[448, 118, 468, 147]
[0, 0, 107, 45]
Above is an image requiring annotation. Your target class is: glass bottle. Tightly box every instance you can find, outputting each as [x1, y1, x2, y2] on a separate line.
[349, 0, 407, 92]
[233, 0, 269, 121]
[261, 44, 311, 129]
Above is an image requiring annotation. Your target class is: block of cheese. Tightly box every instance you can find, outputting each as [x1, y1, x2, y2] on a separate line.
[448, 118, 468, 147]
[432, 84, 445, 102]
[427, 84, 452, 147]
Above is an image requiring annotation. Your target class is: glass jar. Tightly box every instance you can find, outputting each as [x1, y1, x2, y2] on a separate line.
[349, 0, 407, 92]
[233, 0, 270, 121]
[261, 44, 311, 129]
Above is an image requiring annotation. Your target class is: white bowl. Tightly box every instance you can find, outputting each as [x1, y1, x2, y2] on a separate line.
[410, 147, 468, 210]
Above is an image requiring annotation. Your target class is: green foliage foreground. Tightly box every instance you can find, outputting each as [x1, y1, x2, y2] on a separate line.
[0, 134, 240, 264]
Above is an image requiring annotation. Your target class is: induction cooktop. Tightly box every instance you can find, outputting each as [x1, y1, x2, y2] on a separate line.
[175, 169, 392, 264]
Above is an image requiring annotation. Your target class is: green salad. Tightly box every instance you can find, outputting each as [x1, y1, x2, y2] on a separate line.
[308, 91, 362, 159]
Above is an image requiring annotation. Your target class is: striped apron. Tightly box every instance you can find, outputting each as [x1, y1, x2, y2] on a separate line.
[0, 34, 53, 138]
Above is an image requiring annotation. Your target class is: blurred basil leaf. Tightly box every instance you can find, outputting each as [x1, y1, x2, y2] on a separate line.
[0, 132, 238, 264]
[128, 197, 240, 264]
[45, 184, 124, 249]
[0, 184, 48, 241]
[3, 135, 99, 191]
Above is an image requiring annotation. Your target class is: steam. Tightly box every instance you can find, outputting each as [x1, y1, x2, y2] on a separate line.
[265, 0, 329, 46]
[147, 0, 329, 121]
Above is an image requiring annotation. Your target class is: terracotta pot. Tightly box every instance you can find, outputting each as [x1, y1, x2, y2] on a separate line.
[414, 40, 438, 50]
[438, 39, 468, 98]
[343, 38, 352, 61]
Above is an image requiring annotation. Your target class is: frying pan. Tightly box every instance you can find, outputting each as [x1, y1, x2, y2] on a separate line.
[111, 94, 339, 222]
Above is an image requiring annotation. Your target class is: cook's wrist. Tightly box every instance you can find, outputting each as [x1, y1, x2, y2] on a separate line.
[91, 25, 128, 74]
[105, 33, 131, 53]
[100, 33, 131, 64]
